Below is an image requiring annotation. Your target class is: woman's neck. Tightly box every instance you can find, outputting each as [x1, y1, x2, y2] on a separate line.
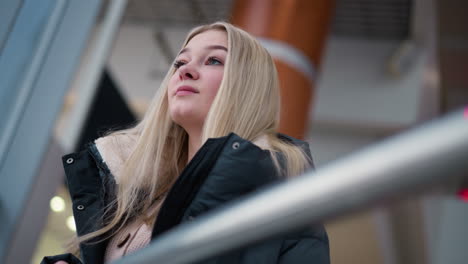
[187, 129, 202, 163]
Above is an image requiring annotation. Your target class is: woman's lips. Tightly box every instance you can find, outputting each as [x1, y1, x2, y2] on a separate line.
[175, 85, 198, 96]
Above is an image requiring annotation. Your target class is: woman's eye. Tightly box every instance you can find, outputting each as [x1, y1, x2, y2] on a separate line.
[207, 57, 223, 65]
[173, 60, 186, 69]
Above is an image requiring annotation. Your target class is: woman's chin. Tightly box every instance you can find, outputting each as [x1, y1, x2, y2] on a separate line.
[170, 112, 203, 128]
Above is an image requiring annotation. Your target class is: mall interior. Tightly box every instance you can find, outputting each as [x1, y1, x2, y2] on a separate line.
[0, 0, 467, 263]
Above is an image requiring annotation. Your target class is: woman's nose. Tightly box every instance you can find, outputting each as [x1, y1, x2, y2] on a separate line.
[179, 64, 199, 80]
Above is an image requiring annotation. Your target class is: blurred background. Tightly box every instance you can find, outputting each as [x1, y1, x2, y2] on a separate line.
[0, 0, 467, 263]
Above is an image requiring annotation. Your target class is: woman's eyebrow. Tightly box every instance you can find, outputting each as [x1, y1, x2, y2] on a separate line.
[178, 45, 228, 55]
[205, 45, 228, 52]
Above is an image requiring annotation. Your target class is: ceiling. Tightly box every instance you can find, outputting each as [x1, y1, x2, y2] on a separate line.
[102, 0, 412, 39]
[113, 0, 468, 115]
[332, 0, 412, 39]
[102, 0, 235, 27]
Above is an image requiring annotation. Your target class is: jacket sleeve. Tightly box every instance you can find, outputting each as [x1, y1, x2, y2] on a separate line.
[277, 227, 330, 264]
[196, 226, 330, 264]
[40, 253, 83, 264]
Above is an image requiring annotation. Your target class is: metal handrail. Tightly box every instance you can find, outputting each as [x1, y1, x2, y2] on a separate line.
[115, 107, 468, 264]
[61, 0, 127, 152]
[0, 1, 67, 170]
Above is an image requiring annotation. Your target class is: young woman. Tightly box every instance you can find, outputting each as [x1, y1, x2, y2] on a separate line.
[43, 22, 329, 264]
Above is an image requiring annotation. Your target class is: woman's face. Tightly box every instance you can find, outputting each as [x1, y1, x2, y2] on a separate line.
[168, 29, 227, 130]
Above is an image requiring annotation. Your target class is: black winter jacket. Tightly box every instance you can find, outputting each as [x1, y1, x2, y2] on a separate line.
[42, 133, 330, 264]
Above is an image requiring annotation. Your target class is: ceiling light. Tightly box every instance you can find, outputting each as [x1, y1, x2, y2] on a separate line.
[66, 216, 76, 232]
[50, 196, 65, 212]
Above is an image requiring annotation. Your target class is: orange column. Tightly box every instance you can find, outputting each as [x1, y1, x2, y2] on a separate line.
[231, 0, 334, 139]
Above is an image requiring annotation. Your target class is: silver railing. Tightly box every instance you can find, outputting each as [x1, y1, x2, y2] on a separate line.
[61, 0, 128, 152]
[114, 107, 468, 264]
[0, 1, 67, 168]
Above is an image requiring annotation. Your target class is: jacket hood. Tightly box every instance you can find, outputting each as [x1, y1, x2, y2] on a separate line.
[93, 133, 308, 182]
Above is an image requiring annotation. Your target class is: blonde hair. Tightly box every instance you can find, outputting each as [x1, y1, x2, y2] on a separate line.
[75, 22, 311, 247]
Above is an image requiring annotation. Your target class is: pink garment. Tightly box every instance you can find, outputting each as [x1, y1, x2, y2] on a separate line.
[104, 218, 153, 263]
[104, 200, 163, 263]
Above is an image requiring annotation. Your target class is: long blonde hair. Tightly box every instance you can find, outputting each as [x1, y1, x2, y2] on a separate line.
[76, 22, 311, 245]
